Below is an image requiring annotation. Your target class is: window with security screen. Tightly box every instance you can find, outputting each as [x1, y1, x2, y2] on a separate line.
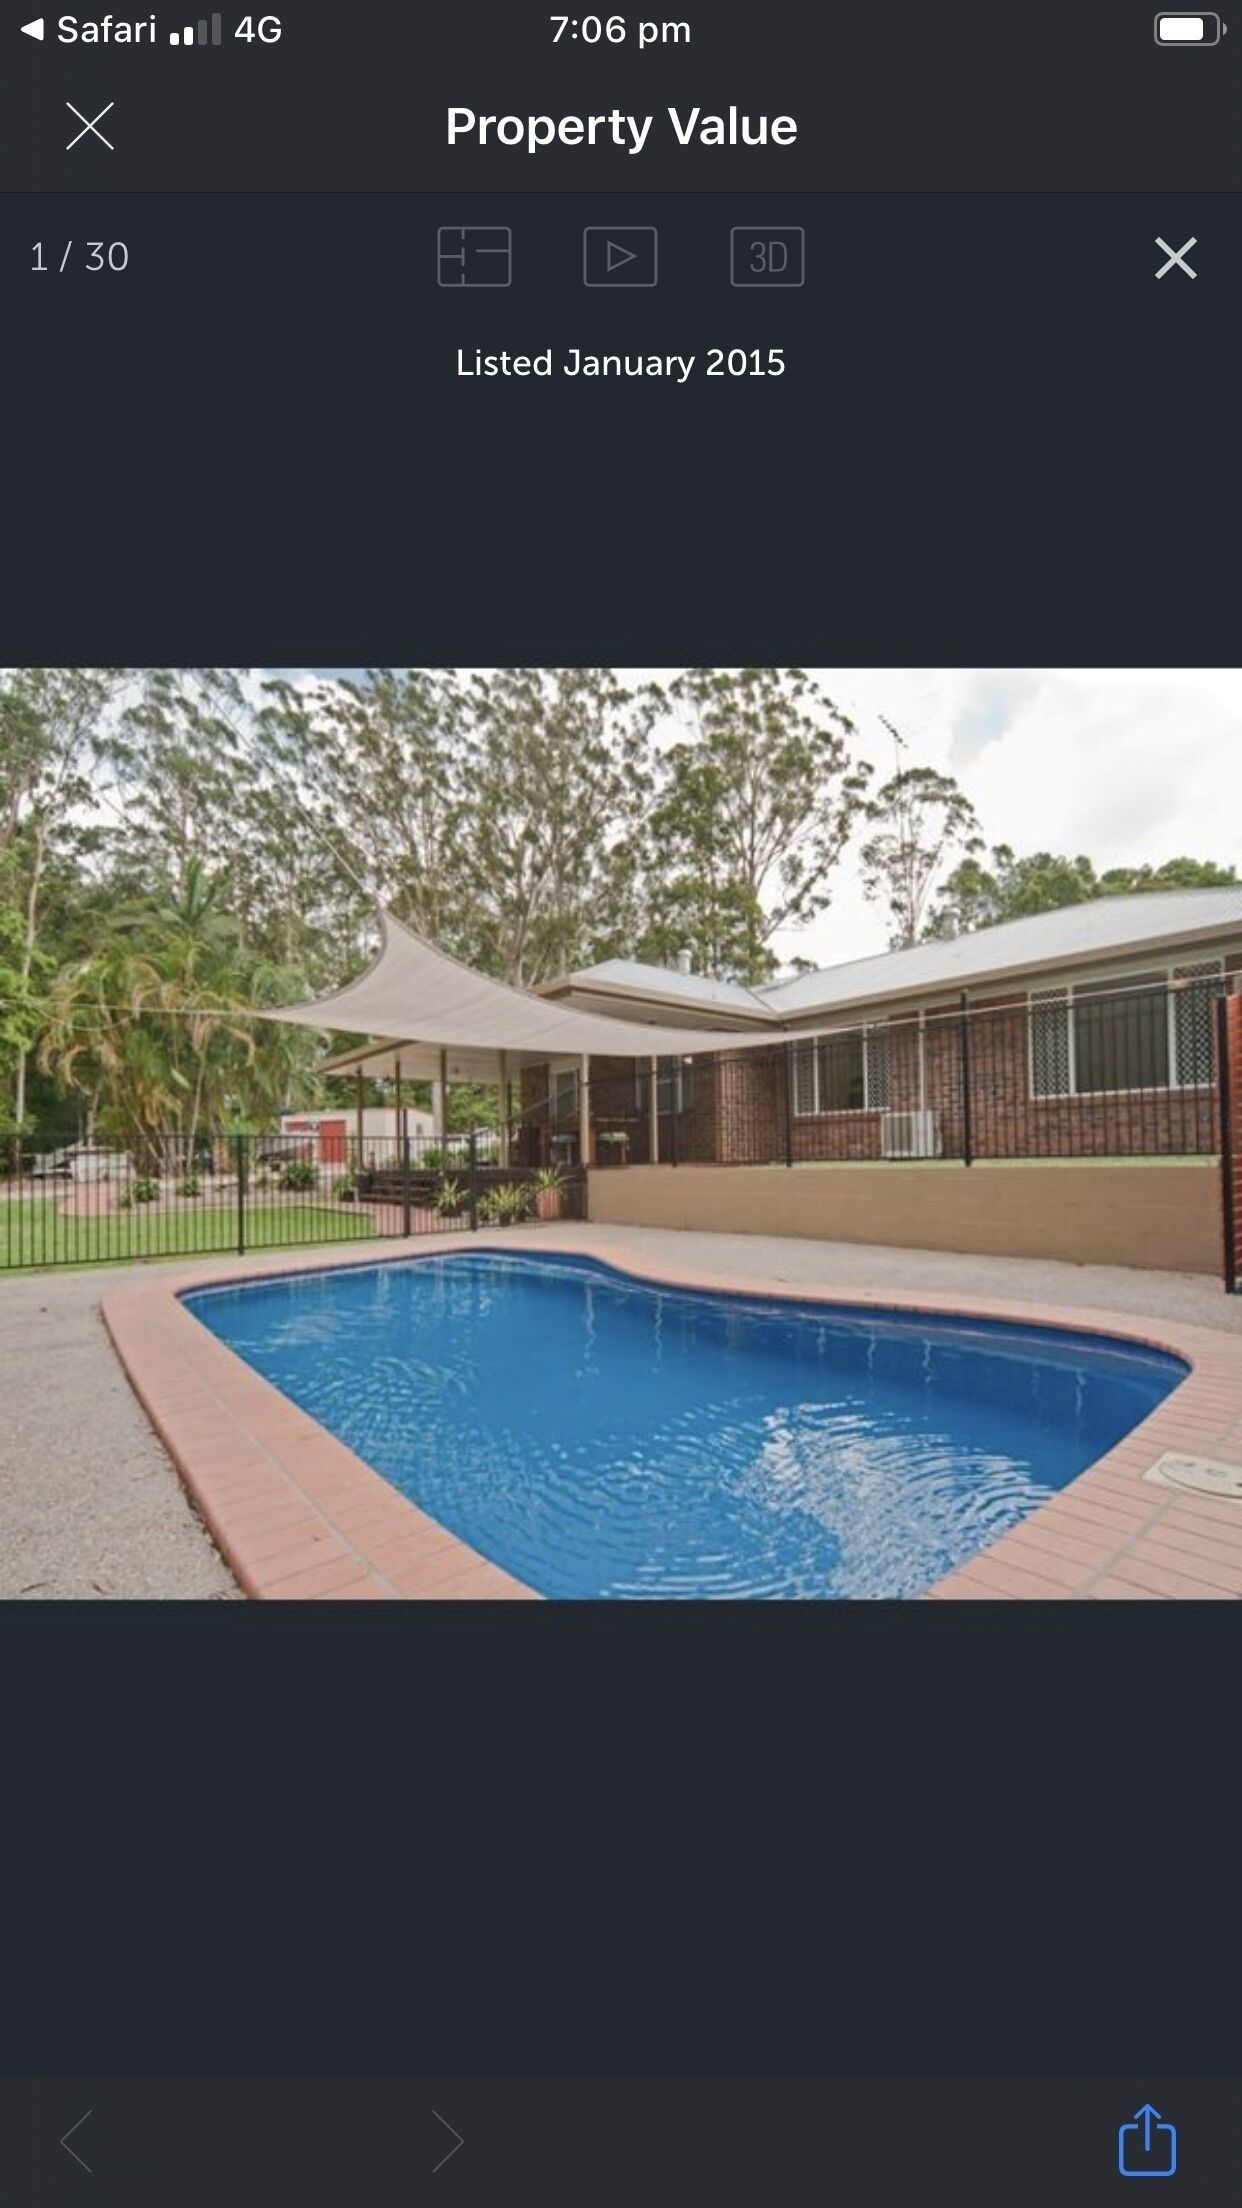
[1172, 962, 1222, 1087]
[1029, 961, 1225, 1097]
[1030, 990, 1071, 1098]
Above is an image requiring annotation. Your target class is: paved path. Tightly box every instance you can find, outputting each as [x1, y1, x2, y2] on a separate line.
[0, 1265, 239, 1599]
[538, 1222, 1242, 1336]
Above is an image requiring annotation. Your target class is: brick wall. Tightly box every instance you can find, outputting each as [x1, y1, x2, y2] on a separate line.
[702, 999, 1221, 1164]
[524, 989, 1227, 1173]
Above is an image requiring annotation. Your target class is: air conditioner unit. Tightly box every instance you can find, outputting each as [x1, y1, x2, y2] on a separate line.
[881, 1110, 942, 1160]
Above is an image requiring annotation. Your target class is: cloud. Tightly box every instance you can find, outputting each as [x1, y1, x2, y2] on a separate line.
[771, 668, 1242, 970]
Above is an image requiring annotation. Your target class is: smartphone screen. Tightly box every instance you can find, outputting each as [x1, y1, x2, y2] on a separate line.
[1, 5, 1239, 2199]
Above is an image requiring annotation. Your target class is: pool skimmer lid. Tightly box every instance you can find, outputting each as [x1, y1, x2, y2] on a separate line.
[1143, 1452, 1242, 1502]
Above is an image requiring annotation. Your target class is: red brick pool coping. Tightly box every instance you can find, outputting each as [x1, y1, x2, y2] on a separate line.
[99, 1230, 1242, 1601]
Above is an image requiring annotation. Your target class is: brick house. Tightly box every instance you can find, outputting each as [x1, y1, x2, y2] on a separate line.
[523, 888, 1242, 1167]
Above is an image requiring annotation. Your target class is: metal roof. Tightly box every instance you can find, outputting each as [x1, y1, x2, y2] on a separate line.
[551, 959, 772, 1016]
[758, 888, 1242, 1017]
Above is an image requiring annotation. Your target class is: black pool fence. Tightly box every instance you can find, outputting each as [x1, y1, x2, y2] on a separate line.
[0, 1128, 588, 1272]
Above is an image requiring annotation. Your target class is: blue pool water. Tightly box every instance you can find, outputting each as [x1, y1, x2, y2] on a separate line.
[184, 1252, 1187, 1600]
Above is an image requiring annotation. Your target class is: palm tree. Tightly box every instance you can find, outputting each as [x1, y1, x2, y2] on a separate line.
[39, 862, 317, 1171]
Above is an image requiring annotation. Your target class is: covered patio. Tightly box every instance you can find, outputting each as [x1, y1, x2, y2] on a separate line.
[272, 911, 797, 1178]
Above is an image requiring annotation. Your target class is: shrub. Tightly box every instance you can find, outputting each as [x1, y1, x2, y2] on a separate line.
[433, 1175, 466, 1217]
[479, 1181, 534, 1227]
[132, 1176, 160, 1204]
[281, 1161, 318, 1192]
[179, 1175, 202, 1199]
[332, 1176, 357, 1202]
[422, 1144, 444, 1170]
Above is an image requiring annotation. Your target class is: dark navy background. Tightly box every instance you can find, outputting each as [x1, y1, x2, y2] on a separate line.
[1, 0, 1237, 192]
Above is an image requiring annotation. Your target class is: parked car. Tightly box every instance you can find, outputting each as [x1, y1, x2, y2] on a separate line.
[255, 1136, 313, 1169]
[27, 1146, 74, 1180]
[28, 1144, 131, 1183]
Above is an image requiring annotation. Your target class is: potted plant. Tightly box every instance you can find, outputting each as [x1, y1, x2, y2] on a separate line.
[433, 1175, 467, 1226]
[479, 1181, 534, 1229]
[534, 1165, 565, 1222]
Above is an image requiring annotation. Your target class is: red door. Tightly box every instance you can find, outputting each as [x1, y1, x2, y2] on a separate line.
[318, 1119, 348, 1166]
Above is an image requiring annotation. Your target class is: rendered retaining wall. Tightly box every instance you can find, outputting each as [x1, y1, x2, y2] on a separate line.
[586, 1161, 1221, 1274]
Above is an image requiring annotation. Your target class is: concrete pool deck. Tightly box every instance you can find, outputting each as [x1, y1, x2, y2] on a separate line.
[75, 1223, 1242, 1602]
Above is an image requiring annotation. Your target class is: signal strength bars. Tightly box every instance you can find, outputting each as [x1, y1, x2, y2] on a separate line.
[170, 13, 223, 41]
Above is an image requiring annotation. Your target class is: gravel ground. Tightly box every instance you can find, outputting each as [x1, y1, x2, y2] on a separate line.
[1, 1228, 1236, 1601]
[0, 1263, 239, 1599]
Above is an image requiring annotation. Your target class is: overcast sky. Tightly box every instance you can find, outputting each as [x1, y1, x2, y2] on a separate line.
[298, 667, 1242, 975]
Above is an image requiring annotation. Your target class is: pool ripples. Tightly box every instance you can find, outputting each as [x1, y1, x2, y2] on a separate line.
[185, 1252, 1187, 1600]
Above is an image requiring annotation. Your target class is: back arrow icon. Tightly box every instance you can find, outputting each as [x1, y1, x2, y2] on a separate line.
[60, 2111, 92, 2173]
[431, 2109, 464, 2174]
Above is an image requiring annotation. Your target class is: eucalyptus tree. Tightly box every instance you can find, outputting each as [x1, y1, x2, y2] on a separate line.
[929, 845, 1238, 935]
[460, 668, 654, 985]
[255, 668, 473, 974]
[636, 668, 868, 984]
[0, 667, 121, 1147]
[860, 743, 982, 948]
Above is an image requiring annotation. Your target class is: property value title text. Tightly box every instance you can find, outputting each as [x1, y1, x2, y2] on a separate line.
[446, 106, 798, 155]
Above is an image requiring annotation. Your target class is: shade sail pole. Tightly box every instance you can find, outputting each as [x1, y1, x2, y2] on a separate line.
[435, 1047, 448, 1141]
[649, 1055, 660, 1164]
[498, 1050, 510, 1166]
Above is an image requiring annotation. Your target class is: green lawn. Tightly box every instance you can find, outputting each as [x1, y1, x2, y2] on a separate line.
[0, 1197, 377, 1273]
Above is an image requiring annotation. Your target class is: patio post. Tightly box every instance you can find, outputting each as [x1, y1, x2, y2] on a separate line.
[396, 1055, 411, 1237]
[649, 1056, 660, 1164]
[959, 991, 974, 1166]
[783, 1044, 795, 1168]
[434, 1048, 448, 1142]
[1217, 993, 1238, 1293]
[498, 1050, 511, 1166]
[354, 1068, 364, 1177]
[579, 1054, 591, 1170]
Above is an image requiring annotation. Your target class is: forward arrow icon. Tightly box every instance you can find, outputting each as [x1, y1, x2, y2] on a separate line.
[431, 2108, 464, 2173]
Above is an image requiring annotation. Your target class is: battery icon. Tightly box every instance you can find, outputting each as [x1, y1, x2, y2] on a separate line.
[1154, 12, 1223, 39]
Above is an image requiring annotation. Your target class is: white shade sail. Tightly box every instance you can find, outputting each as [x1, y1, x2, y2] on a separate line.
[268, 912, 797, 1060]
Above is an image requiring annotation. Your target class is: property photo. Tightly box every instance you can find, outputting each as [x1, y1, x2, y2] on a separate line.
[3, 665, 1241, 1601]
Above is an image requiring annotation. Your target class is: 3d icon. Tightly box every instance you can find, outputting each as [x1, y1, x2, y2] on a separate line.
[21, 16, 45, 36]
[1118, 2103, 1178, 2179]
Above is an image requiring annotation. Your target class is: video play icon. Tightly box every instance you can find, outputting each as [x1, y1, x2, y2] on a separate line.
[583, 226, 659, 286]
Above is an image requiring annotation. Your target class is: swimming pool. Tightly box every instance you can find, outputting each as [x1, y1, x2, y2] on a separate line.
[184, 1251, 1188, 1600]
